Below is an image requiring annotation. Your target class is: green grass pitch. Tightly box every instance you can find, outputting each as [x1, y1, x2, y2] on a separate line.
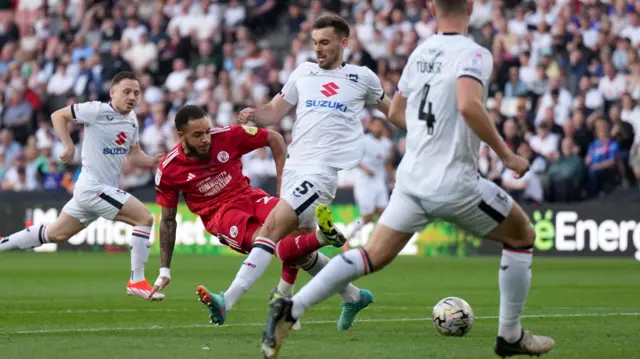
[0, 253, 638, 359]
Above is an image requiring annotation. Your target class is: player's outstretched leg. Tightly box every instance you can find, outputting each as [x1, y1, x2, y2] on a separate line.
[0, 212, 84, 251]
[313, 205, 373, 330]
[261, 222, 412, 358]
[218, 201, 305, 315]
[298, 250, 373, 330]
[114, 196, 164, 301]
[487, 203, 554, 357]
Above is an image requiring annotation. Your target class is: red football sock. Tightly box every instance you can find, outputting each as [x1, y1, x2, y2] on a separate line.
[276, 233, 323, 263]
[280, 263, 299, 285]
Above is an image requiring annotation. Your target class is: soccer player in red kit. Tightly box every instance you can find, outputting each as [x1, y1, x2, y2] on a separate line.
[149, 105, 369, 328]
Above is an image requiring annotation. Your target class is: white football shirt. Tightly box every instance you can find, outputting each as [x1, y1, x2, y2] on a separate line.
[395, 33, 493, 201]
[356, 133, 393, 183]
[72, 101, 140, 187]
[279, 61, 385, 170]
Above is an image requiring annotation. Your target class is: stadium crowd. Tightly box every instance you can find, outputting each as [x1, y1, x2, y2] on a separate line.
[0, 0, 639, 204]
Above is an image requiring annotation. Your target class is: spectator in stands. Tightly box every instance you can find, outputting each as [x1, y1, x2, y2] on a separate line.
[598, 63, 628, 111]
[547, 137, 584, 202]
[3, 87, 32, 144]
[0, 129, 21, 167]
[610, 104, 636, 186]
[501, 142, 544, 204]
[586, 118, 621, 197]
[1, 152, 38, 191]
[502, 118, 522, 152]
[504, 66, 528, 98]
[42, 158, 64, 190]
[529, 120, 560, 162]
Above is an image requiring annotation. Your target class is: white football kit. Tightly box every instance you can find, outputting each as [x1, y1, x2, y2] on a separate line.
[278, 61, 385, 227]
[354, 133, 393, 216]
[378, 33, 513, 237]
[62, 101, 140, 225]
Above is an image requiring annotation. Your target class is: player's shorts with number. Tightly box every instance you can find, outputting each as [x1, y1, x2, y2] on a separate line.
[203, 188, 278, 254]
[379, 178, 513, 237]
[62, 176, 131, 225]
[281, 166, 339, 228]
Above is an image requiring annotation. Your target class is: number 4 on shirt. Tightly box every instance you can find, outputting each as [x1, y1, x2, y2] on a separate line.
[418, 84, 436, 135]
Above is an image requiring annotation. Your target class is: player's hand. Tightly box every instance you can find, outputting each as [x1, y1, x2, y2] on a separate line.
[147, 268, 171, 300]
[151, 153, 165, 167]
[59, 146, 75, 164]
[238, 108, 255, 124]
[502, 154, 530, 179]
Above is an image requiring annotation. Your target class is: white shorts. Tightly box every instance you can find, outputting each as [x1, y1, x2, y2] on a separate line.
[354, 178, 389, 216]
[281, 166, 338, 228]
[62, 178, 131, 226]
[379, 178, 513, 237]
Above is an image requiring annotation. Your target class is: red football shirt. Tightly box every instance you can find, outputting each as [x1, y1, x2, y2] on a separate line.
[155, 125, 269, 217]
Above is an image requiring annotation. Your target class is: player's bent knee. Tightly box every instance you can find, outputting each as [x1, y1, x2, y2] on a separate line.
[138, 210, 154, 227]
[258, 201, 299, 241]
[488, 203, 535, 249]
[523, 225, 535, 247]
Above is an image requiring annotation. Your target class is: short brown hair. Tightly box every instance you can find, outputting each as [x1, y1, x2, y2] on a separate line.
[312, 15, 350, 38]
[433, 0, 469, 16]
[111, 71, 138, 87]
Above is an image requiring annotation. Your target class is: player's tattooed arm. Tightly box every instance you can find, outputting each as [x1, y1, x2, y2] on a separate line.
[159, 206, 178, 268]
[266, 130, 287, 196]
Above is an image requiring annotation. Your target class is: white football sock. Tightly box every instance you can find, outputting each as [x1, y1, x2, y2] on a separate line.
[302, 252, 361, 303]
[292, 248, 371, 318]
[498, 247, 533, 343]
[130, 226, 151, 283]
[0, 225, 49, 251]
[224, 237, 276, 311]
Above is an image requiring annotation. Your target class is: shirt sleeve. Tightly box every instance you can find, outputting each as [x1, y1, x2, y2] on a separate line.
[231, 125, 269, 155]
[155, 166, 179, 208]
[278, 64, 305, 105]
[456, 47, 494, 87]
[363, 67, 385, 106]
[397, 53, 417, 97]
[71, 101, 102, 125]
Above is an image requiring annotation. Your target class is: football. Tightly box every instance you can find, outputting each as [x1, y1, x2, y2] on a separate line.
[431, 297, 474, 337]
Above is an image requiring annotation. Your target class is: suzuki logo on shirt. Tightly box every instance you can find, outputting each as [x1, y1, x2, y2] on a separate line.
[103, 132, 129, 155]
[114, 132, 127, 146]
[321, 82, 339, 97]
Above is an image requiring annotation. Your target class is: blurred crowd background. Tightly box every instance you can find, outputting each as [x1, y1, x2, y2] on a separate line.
[0, 0, 639, 205]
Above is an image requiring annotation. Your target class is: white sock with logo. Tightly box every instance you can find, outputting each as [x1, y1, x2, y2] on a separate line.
[302, 252, 361, 303]
[0, 225, 49, 251]
[130, 226, 152, 283]
[224, 237, 276, 311]
[498, 247, 533, 343]
[292, 248, 371, 319]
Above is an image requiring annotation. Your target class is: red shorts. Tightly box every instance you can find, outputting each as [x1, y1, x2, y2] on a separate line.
[203, 188, 278, 254]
